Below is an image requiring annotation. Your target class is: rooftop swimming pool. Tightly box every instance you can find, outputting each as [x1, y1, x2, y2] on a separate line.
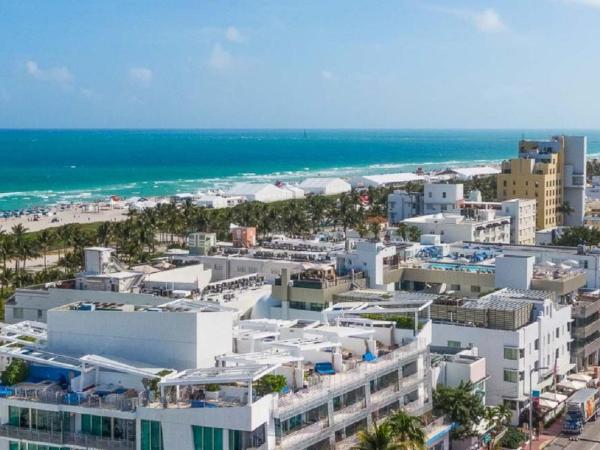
[425, 262, 495, 273]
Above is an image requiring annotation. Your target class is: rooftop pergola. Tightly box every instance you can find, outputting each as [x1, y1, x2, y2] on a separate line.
[0, 321, 48, 346]
[323, 298, 433, 335]
[160, 364, 280, 404]
[0, 343, 82, 371]
[216, 349, 303, 367]
[270, 337, 341, 357]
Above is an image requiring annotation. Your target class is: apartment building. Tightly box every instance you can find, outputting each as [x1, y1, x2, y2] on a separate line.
[500, 199, 537, 245]
[570, 290, 600, 370]
[431, 288, 573, 425]
[497, 135, 586, 229]
[402, 210, 510, 244]
[0, 294, 442, 450]
[387, 183, 464, 224]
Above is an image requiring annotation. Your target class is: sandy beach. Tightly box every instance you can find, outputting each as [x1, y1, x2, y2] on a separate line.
[0, 207, 128, 233]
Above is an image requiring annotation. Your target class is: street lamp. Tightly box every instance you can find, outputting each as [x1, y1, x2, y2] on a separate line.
[529, 366, 549, 450]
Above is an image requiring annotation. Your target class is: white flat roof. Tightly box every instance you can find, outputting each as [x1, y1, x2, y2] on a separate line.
[144, 264, 209, 284]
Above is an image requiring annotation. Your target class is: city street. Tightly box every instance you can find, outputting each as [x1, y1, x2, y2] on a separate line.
[546, 419, 600, 450]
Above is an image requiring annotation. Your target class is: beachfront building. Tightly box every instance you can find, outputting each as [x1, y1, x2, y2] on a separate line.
[430, 288, 574, 425]
[497, 135, 587, 229]
[299, 177, 351, 196]
[350, 172, 423, 189]
[402, 210, 510, 244]
[0, 293, 442, 450]
[226, 183, 294, 203]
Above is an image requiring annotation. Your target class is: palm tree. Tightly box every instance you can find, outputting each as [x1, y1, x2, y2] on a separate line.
[0, 268, 15, 295]
[96, 221, 114, 247]
[10, 224, 28, 276]
[387, 409, 426, 450]
[36, 229, 56, 271]
[352, 420, 399, 450]
[557, 201, 575, 220]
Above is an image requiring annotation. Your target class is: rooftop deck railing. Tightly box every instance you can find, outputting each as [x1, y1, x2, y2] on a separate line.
[277, 338, 427, 418]
[8, 387, 139, 413]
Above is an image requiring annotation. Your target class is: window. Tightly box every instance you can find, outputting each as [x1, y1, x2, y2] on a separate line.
[504, 369, 519, 383]
[556, 327, 560, 338]
[503, 399, 518, 410]
[534, 339, 539, 350]
[193, 426, 223, 450]
[450, 284, 460, 291]
[13, 308, 23, 320]
[141, 420, 164, 450]
[504, 347, 520, 360]
[471, 285, 481, 293]
[442, 192, 447, 199]
[447, 340, 461, 348]
[37, 310, 43, 320]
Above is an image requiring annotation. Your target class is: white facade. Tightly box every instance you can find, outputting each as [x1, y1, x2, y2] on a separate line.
[432, 292, 573, 424]
[47, 304, 234, 370]
[423, 183, 464, 214]
[195, 195, 229, 209]
[196, 254, 306, 282]
[403, 211, 511, 244]
[501, 199, 536, 245]
[337, 241, 397, 290]
[299, 177, 351, 195]
[388, 190, 422, 224]
[142, 264, 212, 292]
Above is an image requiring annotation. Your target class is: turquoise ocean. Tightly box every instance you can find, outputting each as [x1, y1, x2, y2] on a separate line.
[1, 129, 599, 211]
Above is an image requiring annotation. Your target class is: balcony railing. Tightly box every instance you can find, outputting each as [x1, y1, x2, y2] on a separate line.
[0, 424, 135, 450]
[9, 387, 139, 413]
[277, 339, 425, 418]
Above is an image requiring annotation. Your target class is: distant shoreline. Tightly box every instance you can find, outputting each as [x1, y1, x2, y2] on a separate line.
[2, 129, 599, 212]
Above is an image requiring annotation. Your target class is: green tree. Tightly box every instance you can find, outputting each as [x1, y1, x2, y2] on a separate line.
[555, 226, 600, 246]
[433, 381, 485, 439]
[387, 409, 426, 450]
[255, 374, 287, 396]
[36, 229, 56, 272]
[1, 359, 28, 386]
[352, 420, 399, 450]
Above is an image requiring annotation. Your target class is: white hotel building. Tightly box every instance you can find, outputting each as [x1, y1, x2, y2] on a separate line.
[0, 291, 445, 450]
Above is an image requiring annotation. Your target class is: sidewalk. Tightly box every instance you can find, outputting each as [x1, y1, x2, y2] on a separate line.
[528, 418, 563, 450]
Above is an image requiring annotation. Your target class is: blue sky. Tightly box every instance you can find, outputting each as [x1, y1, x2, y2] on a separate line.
[1, 0, 600, 128]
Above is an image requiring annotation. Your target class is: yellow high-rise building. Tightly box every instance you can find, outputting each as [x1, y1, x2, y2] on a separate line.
[497, 136, 586, 230]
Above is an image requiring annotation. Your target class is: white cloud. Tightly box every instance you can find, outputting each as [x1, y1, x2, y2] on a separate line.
[563, 0, 600, 8]
[25, 60, 74, 84]
[208, 43, 234, 70]
[129, 67, 153, 87]
[472, 9, 507, 32]
[225, 26, 244, 43]
[321, 70, 335, 81]
[430, 6, 507, 33]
